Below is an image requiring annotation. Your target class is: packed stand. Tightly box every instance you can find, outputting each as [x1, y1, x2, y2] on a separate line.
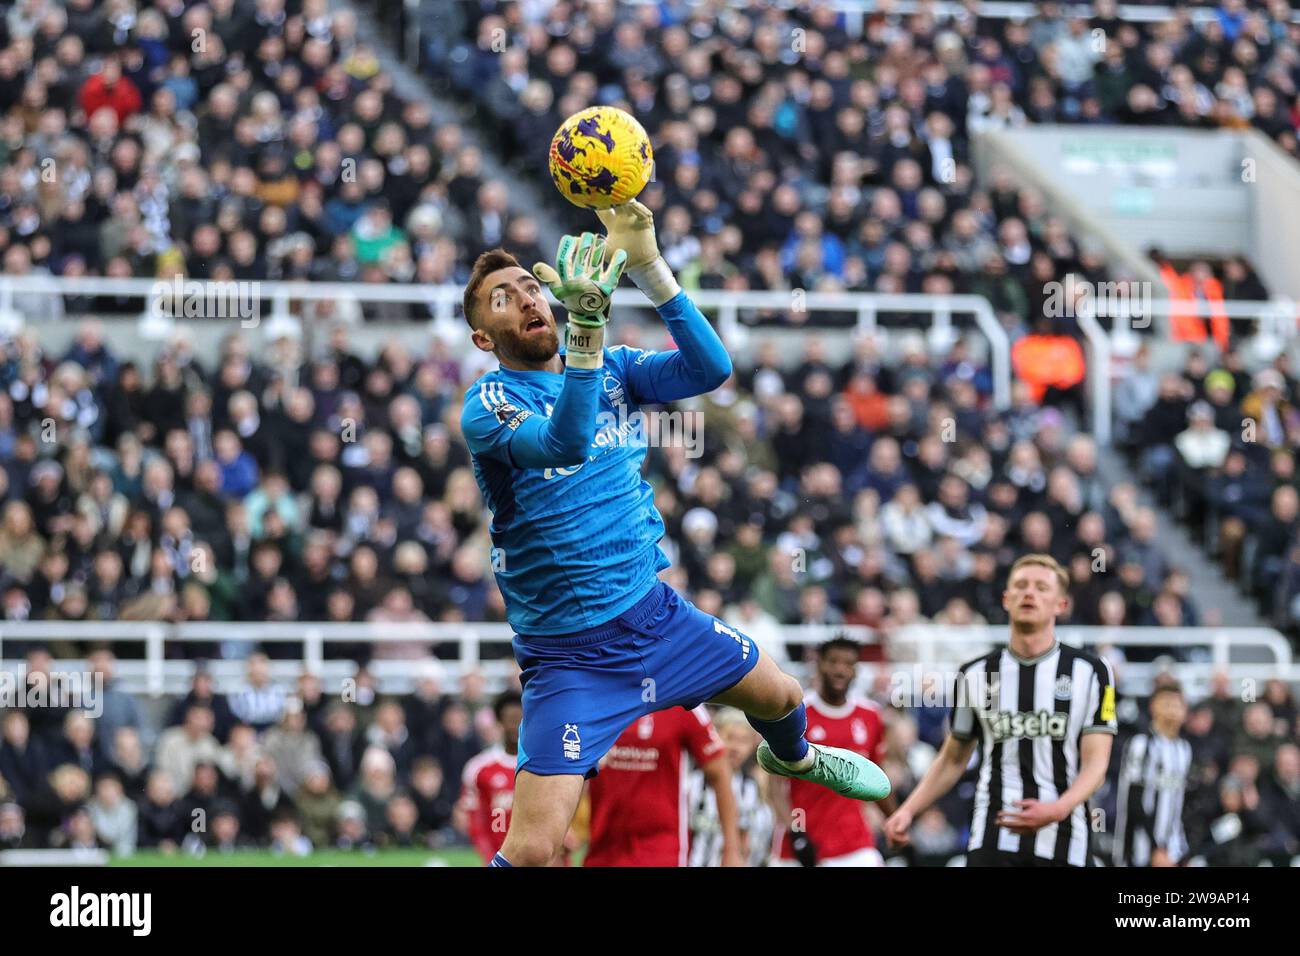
[1118, 341, 1300, 637]
[0, 320, 1196, 654]
[0, 0, 543, 313]
[0, 647, 515, 856]
[2, 648, 1296, 863]
[0, 310, 1292, 860]
[430, 0, 1286, 339]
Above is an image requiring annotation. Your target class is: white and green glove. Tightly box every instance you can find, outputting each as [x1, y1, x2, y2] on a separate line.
[532, 231, 627, 370]
[595, 200, 681, 307]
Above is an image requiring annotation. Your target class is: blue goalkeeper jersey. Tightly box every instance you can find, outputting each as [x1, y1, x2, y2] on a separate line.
[460, 291, 731, 636]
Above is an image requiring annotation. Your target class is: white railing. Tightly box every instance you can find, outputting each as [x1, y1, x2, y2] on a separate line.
[1, 622, 1294, 700]
[1076, 295, 1300, 446]
[0, 275, 1013, 409]
[7, 273, 1300, 443]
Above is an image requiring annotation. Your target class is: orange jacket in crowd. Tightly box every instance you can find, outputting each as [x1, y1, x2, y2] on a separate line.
[844, 384, 890, 431]
[1160, 263, 1230, 352]
[1012, 333, 1087, 402]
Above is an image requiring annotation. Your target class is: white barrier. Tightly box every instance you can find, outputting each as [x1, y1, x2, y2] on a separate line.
[0, 275, 1013, 407]
[1, 622, 1294, 701]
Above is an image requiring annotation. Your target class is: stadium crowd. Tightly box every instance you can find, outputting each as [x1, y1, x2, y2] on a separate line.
[432, 0, 1286, 318]
[0, 318, 1209, 649]
[0, 0, 545, 310]
[0, 0, 1294, 863]
[0, 316, 1295, 862]
[1119, 341, 1300, 637]
[1, 637, 1297, 863]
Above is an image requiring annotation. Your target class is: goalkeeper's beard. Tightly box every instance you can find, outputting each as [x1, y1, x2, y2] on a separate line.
[495, 322, 559, 365]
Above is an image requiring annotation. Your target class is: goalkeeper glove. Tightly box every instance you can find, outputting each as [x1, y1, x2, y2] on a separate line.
[532, 231, 627, 370]
[595, 200, 681, 308]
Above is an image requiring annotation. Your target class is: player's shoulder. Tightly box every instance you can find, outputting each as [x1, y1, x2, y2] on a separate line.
[1058, 641, 1114, 678]
[804, 691, 877, 720]
[956, 647, 1002, 674]
[607, 343, 656, 363]
[854, 696, 884, 719]
[461, 372, 535, 434]
[462, 369, 511, 410]
[605, 343, 656, 378]
[461, 744, 509, 782]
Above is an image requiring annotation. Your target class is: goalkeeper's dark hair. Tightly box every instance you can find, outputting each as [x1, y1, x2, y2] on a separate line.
[463, 248, 523, 330]
[817, 635, 861, 659]
[494, 689, 523, 721]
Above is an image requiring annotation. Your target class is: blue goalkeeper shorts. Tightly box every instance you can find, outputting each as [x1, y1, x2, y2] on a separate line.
[511, 581, 761, 777]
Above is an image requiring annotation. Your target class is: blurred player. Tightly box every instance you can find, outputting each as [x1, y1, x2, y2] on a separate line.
[460, 203, 889, 867]
[1113, 683, 1191, 866]
[458, 691, 521, 865]
[771, 637, 891, 866]
[584, 705, 739, 867]
[884, 554, 1116, 866]
[687, 708, 773, 867]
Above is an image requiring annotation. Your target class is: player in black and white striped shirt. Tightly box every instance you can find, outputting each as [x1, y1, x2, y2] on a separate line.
[687, 708, 773, 867]
[1113, 683, 1192, 866]
[885, 554, 1117, 866]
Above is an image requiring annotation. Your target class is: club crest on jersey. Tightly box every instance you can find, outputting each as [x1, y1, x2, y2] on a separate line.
[602, 373, 625, 408]
[980, 677, 1001, 713]
[852, 719, 869, 745]
[1054, 675, 1073, 700]
[562, 723, 581, 760]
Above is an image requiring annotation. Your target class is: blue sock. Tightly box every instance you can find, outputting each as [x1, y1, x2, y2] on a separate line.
[748, 702, 810, 763]
[488, 851, 513, 868]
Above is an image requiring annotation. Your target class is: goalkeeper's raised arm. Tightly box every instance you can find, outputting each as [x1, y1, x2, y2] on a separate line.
[597, 201, 733, 403]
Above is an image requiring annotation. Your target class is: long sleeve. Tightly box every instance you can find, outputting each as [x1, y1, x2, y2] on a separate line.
[462, 366, 602, 469]
[619, 291, 733, 404]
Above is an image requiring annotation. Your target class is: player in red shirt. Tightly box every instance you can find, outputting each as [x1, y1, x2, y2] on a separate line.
[772, 638, 894, 866]
[458, 691, 522, 865]
[584, 705, 741, 866]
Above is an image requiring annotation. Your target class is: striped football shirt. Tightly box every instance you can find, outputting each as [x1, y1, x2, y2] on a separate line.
[950, 640, 1118, 866]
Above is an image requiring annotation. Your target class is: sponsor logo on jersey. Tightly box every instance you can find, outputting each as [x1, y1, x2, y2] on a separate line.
[989, 709, 1069, 742]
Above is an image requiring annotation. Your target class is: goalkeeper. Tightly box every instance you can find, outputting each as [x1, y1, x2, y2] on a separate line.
[459, 202, 890, 867]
